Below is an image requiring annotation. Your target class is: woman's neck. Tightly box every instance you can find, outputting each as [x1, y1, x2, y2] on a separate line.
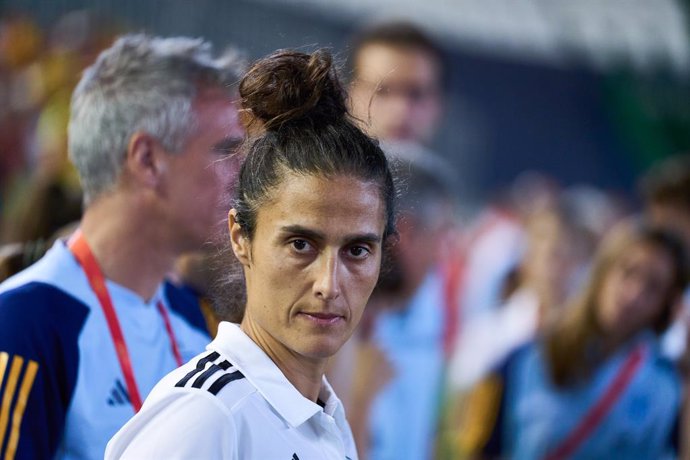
[240, 318, 325, 402]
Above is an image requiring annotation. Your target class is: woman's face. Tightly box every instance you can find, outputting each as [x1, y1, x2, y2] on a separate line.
[231, 172, 386, 362]
[596, 241, 675, 339]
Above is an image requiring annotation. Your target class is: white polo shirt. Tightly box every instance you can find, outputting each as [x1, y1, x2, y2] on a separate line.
[105, 322, 358, 460]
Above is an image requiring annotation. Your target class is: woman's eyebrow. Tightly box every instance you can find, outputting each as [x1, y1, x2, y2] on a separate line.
[279, 225, 324, 242]
[280, 225, 381, 245]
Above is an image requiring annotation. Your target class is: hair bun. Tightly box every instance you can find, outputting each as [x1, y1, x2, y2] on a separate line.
[239, 48, 347, 130]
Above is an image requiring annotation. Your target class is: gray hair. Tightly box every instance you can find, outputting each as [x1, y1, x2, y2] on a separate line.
[68, 34, 245, 203]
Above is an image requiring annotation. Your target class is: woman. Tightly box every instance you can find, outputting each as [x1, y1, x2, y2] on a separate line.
[106, 48, 396, 460]
[447, 220, 687, 459]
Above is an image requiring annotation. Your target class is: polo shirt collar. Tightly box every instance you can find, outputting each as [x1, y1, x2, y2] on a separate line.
[210, 322, 343, 428]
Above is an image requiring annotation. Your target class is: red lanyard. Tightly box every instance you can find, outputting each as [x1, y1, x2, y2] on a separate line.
[544, 345, 646, 460]
[442, 259, 463, 359]
[68, 230, 183, 412]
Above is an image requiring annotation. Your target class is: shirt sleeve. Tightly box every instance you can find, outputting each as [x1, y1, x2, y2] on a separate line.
[106, 391, 237, 460]
[0, 282, 88, 459]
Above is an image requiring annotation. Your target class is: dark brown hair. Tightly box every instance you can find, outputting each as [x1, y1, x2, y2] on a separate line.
[234, 48, 396, 240]
[211, 49, 397, 323]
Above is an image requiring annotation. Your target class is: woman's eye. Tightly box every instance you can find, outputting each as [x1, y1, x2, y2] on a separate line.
[291, 239, 310, 252]
[348, 246, 370, 258]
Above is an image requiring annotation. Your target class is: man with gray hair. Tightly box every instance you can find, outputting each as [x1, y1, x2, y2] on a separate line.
[0, 34, 245, 459]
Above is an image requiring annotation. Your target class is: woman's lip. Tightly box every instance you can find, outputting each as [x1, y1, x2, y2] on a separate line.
[299, 312, 344, 325]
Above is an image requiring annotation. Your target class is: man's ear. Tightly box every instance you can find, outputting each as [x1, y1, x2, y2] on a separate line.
[228, 209, 251, 267]
[124, 132, 164, 189]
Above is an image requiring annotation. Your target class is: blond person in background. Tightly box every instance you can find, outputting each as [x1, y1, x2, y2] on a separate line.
[447, 220, 686, 459]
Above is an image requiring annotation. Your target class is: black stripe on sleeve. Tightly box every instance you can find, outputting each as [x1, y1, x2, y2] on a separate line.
[208, 370, 245, 395]
[191, 361, 232, 389]
[175, 351, 220, 388]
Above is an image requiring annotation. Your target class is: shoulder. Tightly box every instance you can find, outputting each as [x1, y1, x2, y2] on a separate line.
[0, 241, 94, 321]
[105, 351, 255, 459]
[0, 281, 89, 351]
[1, 241, 76, 292]
[157, 350, 256, 412]
[453, 342, 541, 458]
[443, 366, 507, 458]
[108, 351, 257, 459]
[490, 339, 538, 381]
[107, 386, 239, 460]
[0, 280, 89, 316]
[644, 341, 682, 392]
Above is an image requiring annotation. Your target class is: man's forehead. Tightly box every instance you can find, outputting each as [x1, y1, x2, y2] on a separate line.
[194, 86, 239, 108]
[355, 43, 441, 76]
[193, 89, 244, 133]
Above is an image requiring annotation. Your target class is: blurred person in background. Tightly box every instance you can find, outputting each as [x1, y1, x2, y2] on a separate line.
[445, 195, 594, 392]
[640, 153, 690, 362]
[0, 34, 245, 459]
[445, 220, 686, 459]
[0, 11, 122, 283]
[1, 11, 119, 244]
[341, 142, 456, 460]
[457, 171, 559, 325]
[639, 153, 690, 457]
[170, 47, 248, 339]
[641, 154, 690, 253]
[0, 12, 43, 205]
[347, 20, 445, 145]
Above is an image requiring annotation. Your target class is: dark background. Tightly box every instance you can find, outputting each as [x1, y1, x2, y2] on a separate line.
[5, 0, 690, 212]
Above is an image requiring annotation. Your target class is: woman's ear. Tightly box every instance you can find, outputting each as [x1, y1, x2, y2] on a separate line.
[228, 209, 251, 267]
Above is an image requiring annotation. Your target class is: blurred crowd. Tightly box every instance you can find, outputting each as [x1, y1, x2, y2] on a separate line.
[0, 11, 120, 269]
[1, 8, 690, 460]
